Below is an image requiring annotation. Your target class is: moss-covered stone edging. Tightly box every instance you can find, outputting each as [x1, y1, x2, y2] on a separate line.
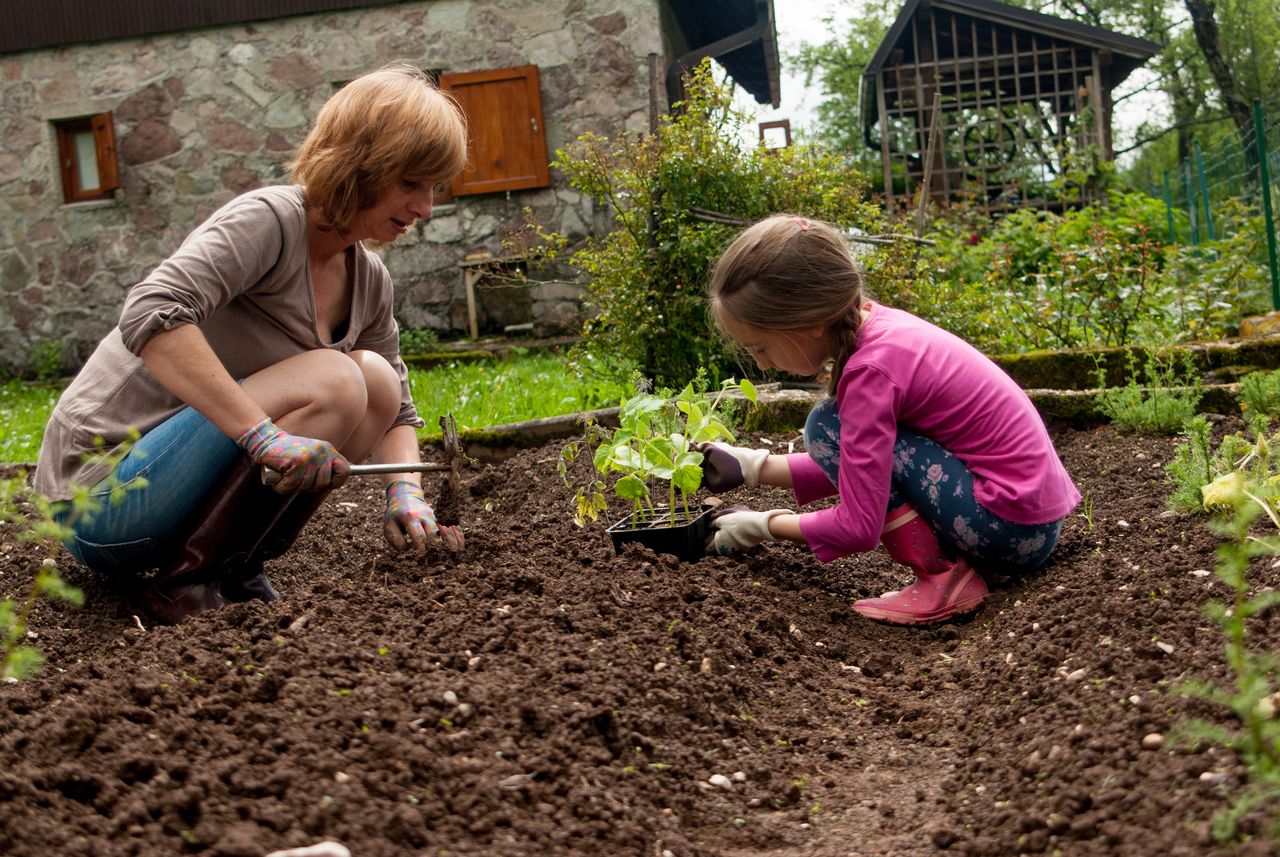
[402, 335, 581, 370]
[419, 383, 1246, 461]
[992, 336, 1280, 391]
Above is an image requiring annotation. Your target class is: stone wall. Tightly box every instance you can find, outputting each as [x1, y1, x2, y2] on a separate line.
[0, 0, 669, 375]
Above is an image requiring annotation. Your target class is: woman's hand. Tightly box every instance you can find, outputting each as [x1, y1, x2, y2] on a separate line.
[384, 480, 465, 552]
[691, 442, 770, 492]
[237, 417, 350, 493]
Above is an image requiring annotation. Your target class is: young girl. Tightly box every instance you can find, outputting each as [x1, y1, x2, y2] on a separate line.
[35, 63, 466, 625]
[696, 215, 1080, 625]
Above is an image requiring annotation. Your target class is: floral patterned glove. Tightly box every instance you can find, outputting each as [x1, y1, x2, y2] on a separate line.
[385, 480, 465, 552]
[708, 505, 792, 554]
[237, 417, 351, 494]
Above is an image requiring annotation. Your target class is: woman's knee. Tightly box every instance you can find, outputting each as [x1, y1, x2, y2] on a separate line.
[349, 350, 399, 425]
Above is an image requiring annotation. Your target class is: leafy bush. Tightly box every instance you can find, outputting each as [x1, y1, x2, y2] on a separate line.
[532, 60, 881, 389]
[398, 326, 441, 355]
[872, 191, 1271, 354]
[1239, 369, 1280, 422]
[1095, 350, 1202, 434]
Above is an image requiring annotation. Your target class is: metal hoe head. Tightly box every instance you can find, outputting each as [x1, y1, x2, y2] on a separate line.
[262, 413, 464, 497]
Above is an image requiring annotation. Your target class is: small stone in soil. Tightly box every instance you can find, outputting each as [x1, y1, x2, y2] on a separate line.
[1142, 733, 1165, 750]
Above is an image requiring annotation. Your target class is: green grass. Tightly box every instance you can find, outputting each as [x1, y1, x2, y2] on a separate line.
[410, 350, 630, 435]
[0, 353, 631, 462]
[0, 381, 62, 464]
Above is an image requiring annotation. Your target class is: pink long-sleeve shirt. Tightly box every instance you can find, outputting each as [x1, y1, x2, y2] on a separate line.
[791, 302, 1080, 563]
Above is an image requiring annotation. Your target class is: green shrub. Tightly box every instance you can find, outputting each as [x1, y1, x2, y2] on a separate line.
[398, 326, 441, 355]
[877, 191, 1270, 354]
[534, 59, 881, 389]
[1095, 350, 1202, 434]
[28, 340, 64, 384]
[1239, 369, 1280, 421]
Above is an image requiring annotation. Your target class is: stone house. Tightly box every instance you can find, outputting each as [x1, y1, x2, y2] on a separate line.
[0, 0, 779, 375]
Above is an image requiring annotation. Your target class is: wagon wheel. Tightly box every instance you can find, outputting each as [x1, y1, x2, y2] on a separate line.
[962, 119, 1019, 169]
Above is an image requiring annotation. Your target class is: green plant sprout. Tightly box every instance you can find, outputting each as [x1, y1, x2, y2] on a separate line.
[1167, 416, 1280, 517]
[561, 377, 757, 526]
[1173, 478, 1280, 843]
[1095, 348, 1202, 435]
[2, 433, 141, 681]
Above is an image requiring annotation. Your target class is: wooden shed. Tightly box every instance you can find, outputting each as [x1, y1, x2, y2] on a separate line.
[860, 0, 1159, 212]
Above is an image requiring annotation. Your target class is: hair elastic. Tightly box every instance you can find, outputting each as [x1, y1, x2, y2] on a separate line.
[792, 216, 811, 230]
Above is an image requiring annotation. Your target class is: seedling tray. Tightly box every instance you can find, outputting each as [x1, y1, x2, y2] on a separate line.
[606, 503, 715, 562]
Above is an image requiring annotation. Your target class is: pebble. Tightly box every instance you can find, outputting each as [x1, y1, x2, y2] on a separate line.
[265, 843, 351, 857]
[1199, 771, 1228, 785]
[700, 657, 712, 674]
[732, 771, 747, 782]
[1156, 642, 1175, 654]
[443, 690, 458, 706]
[1142, 732, 1165, 750]
[1190, 569, 1211, 577]
[708, 774, 733, 790]
[334, 772, 351, 784]
[654, 662, 668, 672]
[1065, 668, 1087, 682]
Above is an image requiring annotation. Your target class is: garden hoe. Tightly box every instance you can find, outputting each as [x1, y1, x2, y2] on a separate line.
[261, 414, 465, 524]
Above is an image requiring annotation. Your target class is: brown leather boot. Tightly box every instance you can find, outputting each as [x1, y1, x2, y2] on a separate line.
[141, 456, 295, 624]
[220, 489, 331, 603]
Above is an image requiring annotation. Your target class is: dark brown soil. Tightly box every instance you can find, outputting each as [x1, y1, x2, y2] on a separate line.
[2, 420, 1278, 857]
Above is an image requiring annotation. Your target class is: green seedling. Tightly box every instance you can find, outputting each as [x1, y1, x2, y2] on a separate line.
[594, 377, 757, 521]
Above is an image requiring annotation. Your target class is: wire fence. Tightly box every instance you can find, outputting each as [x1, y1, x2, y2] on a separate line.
[1150, 99, 1280, 309]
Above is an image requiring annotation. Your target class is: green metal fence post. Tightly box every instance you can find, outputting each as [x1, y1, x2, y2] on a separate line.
[1193, 141, 1216, 241]
[1183, 158, 1200, 246]
[1254, 99, 1280, 310]
[1162, 170, 1176, 243]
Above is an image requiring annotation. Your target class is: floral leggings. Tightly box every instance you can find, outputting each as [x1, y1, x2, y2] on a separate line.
[804, 398, 1063, 570]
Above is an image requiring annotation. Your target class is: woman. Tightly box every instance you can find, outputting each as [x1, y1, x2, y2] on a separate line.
[35, 63, 467, 624]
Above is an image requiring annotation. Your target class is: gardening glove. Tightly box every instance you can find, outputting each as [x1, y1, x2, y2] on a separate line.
[691, 442, 770, 492]
[708, 505, 792, 554]
[238, 417, 351, 494]
[384, 480, 465, 552]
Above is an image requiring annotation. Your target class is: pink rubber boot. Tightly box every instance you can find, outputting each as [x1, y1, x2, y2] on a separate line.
[852, 504, 988, 625]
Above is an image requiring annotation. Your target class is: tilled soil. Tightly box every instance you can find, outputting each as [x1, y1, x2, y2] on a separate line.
[1, 420, 1277, 857]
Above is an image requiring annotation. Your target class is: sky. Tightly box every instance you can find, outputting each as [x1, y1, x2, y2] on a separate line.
[736, 0, 1165, 164]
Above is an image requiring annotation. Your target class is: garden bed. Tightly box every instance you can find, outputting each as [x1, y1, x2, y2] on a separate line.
[1, 420, 1276, 856]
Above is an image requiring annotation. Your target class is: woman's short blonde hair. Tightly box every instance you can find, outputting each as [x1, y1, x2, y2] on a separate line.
[291, 61, 468, 233]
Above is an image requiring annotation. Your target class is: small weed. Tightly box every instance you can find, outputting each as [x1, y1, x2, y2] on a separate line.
[1174, 475, 1280, 844]
[1096, 349, 1201, 435]
[1239, 369, 1280, 421]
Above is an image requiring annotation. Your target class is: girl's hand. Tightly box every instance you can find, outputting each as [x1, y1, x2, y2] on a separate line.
[691, 442, 769, 492]
[384, 480, 465, 552]
[238, 417, 351, 493]
[707, 506, 792, 553]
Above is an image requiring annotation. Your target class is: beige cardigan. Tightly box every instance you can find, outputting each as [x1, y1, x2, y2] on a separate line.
[35, 185, 421, 501]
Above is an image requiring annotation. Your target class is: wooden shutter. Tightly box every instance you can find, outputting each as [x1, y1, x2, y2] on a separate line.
[91, 112, 119, 192]
[440, 65, 550, 196]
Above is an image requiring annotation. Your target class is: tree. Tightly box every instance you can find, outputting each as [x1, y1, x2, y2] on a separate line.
[538, 61, 882, 388]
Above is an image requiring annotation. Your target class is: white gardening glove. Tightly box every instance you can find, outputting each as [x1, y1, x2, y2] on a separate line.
[691, 442, 770, 492]
[709, 506, 792, 554]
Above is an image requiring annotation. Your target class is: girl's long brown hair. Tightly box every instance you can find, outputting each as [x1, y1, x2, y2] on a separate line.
[707, 215, 864, 395]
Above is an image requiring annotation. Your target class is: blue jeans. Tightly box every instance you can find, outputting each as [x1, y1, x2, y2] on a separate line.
[57, 406, 241, 575]
[804, 398, 1062, 570]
